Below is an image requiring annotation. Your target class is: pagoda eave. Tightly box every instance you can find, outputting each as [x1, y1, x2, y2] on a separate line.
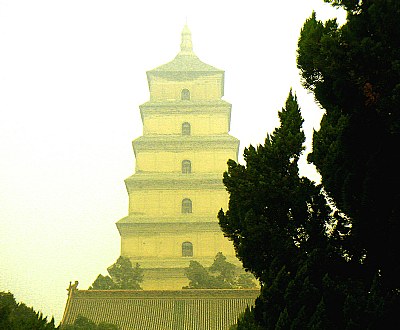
[132, 135, 239, 153]
[124, 173, 225, 190]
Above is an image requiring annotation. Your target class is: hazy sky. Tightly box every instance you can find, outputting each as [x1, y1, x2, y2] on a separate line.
[0, 0, 345, 324]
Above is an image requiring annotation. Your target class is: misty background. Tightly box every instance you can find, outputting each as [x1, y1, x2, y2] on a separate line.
[0, 0, 345, 323]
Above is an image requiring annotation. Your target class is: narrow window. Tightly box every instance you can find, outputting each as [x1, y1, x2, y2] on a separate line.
[182, 242, 193, 257]
[182, 160, 191, 174]
[182, 122, 191, 136]
[181, 89, 190, 100]
[182, 198, 192, 214]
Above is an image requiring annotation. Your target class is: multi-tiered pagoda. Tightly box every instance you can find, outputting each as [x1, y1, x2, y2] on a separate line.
[116, 24, 240, 289]
[62, 25, 258, 330]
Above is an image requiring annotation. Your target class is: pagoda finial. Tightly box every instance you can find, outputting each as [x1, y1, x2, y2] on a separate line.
[180, 24, 194, 55]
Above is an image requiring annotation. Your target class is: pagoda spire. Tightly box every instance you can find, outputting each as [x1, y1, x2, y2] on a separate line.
[179, 24, 194, 55]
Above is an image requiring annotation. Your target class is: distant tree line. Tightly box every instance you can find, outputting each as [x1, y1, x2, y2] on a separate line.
[220, 0, 400, 328]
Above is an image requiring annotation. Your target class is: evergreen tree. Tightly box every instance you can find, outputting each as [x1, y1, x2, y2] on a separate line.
[308, 298, 329, 330]
[89, 275, 118, 290]
[220, 91, 336, 328]
[233, 306, 262, 330]
[183, 252, 257, 289]
[222, 1, 400, 328]
[184, 260, 228, 289]
[107, 257, 143, 290]
[0, 292, 58, 330]
[298, 0, 400, 290]
[297, 0, 400, 325]
[219, 91, 310, 285]
[275, 308, 290, 330]
[218, 90, 327, 281]
[89, 256, 143, 290]
[209, 252, 237, 287]
[219, 89, 396, 328]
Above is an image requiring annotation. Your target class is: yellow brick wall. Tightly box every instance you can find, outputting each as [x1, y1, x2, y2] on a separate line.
[149, 75, 222, 101]
[128, 189, 228, 216]
[143, 113, 229, 135]
[135, 150, 236, 173]
[121, 231, 236, 261]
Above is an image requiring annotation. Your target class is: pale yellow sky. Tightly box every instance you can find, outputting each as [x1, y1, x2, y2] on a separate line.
[0, 0, 345, 324]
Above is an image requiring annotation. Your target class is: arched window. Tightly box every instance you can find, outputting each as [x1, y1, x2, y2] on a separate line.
[182, 198, 192, 213]
[181, 88, 190, 100]
[182, 122, 191, 136]
[182, 242, 193, 257]
[182, 160, 191, 174]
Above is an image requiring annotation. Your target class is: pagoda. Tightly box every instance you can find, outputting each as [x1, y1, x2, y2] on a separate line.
[61, 26, 258, 330]
[116, 24, 240, 289]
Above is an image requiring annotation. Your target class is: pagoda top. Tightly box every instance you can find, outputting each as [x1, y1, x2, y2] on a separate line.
[147, 24, 223, 74]
[179, 24, 194, 55]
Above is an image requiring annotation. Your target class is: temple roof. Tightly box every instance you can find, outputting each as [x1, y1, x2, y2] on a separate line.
[147, 25, 223, 75]
[61, 288, 259, 330]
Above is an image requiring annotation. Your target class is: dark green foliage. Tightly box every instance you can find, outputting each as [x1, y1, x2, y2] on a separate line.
[219, 90, 320, 280]
[219, 87, 400, 328]
[219, 91, 338, 328]
[183, 252, 257, 289]
[236, 273, 258, 289]
[209, 252, 238, 287]
[219, 91, 317, 286]
[0, 291, 57, 330]
[234, 306, 262, 330]
[62, 315, 119, 330]
[298, 0, 400, 290]
[89, 256, 143, 290]
[107, 257, 143, 290]
[184, 260, 228, 289]
[308, 298, 328, 329]
[275, 308, 289, 330]
[89, 275, 118, 290]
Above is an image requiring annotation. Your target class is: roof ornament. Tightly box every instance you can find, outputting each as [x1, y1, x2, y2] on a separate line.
[179, 24, 194, 56]
[67, 280, 79, 294]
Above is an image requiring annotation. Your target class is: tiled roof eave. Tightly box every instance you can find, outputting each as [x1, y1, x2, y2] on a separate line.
[62, 288, 259, 330]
